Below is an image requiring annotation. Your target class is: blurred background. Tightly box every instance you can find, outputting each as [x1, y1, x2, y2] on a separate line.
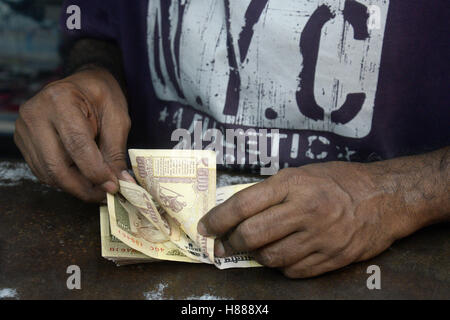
[0, 0, 62, 158]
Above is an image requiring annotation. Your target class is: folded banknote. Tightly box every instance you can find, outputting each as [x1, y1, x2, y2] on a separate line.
[100, 149, 262, 269]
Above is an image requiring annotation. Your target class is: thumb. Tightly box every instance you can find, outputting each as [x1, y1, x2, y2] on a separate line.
[98, 108, 132, 185]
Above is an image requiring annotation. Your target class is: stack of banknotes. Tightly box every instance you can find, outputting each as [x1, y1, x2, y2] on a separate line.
[100, 149, 262, 269]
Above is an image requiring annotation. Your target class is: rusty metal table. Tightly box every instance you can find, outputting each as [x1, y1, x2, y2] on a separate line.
[0, 160, 449, 300]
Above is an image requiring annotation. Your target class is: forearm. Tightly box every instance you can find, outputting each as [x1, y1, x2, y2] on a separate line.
[369, 147, 450, 239]
[61, 38, 127, 96]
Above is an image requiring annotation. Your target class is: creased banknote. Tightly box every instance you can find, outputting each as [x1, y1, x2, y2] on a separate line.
[100, 206, 157, 266]
[129, 149, 216, 263]
[117, 180, 213, 263]
[100, 149, 262, 269]
[106, 192, 200, 263]
[213, 184, 262, 269]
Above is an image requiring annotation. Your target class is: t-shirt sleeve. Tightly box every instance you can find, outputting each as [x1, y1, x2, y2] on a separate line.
[59, 0, 127, 92]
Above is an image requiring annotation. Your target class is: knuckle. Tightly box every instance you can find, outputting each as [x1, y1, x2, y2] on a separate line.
[286, 171, 303, 187]
[42, 161, 59, 184]
[64, 131, 90, 157]
[42, 160, 54, 175]
[274, 168, 300, 195]
[257, 248, 277, 267]
[18, 103, 36, 125]
[19, 82, 81, 126]
[231, 192, 252, 219]
[42, 82, 87, 115]
[104, 150, 127, 164]
[205, 211, 222, 234]
[278, 167, 297, 180]
[42, 82, 76, 101]
[235, 221, 256, 249]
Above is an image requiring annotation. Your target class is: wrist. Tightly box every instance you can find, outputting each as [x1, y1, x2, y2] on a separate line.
[63, 38, 127, 96]
[362, 165, 413, 241]
[367, 149, 450, 240]
[378, 168, 425, 240]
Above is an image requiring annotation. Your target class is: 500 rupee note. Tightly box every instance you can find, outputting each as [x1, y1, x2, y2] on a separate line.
[118, 180, 214, 263]
[106, 192, 200, 264]
[213, 184, 262, 269]
[100, 206, 155, 265]
[129, 149, 216, 262]
[102, 149, 263, 269]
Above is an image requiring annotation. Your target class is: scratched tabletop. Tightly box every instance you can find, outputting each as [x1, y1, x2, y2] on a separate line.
[0, 159, 449, 300]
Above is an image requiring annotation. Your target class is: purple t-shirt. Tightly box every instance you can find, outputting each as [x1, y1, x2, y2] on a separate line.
[62, 0, 449, 172]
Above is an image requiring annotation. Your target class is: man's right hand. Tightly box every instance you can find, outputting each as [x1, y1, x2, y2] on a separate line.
[14, 67, 132, 202]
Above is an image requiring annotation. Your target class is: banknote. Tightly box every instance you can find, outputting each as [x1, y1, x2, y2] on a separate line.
[215, 183, 257, 205]
[106, 192, 201, 264]
[102, 198, 261, 268]
[101, 149, 262, 269]
[117, 180, 216, 263]
[104, 185, 262, 268]
[129, 149, 216, 263]
[213, 184, 262, 269]
[99, 206, 155, 265]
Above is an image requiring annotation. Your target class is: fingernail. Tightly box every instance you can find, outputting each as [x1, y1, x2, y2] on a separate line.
[197, 221, 209, 236]
[121, 170, 136, 183]
[215, 240, 226, 257]
[101, 181, 118, 194]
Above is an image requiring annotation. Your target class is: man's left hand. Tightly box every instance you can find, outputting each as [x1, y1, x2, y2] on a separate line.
[198, 162, 417, 278]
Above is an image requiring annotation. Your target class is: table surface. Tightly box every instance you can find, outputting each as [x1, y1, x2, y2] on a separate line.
[0, 160, 449, 300]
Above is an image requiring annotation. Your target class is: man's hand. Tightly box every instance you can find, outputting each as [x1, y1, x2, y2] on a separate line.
[198, 150, 449, 278]
[14, 67, 132, 202]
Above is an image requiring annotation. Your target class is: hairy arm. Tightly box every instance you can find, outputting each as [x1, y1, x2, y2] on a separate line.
[371, 147, 450, 238]
[199, 147, 450, 278]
